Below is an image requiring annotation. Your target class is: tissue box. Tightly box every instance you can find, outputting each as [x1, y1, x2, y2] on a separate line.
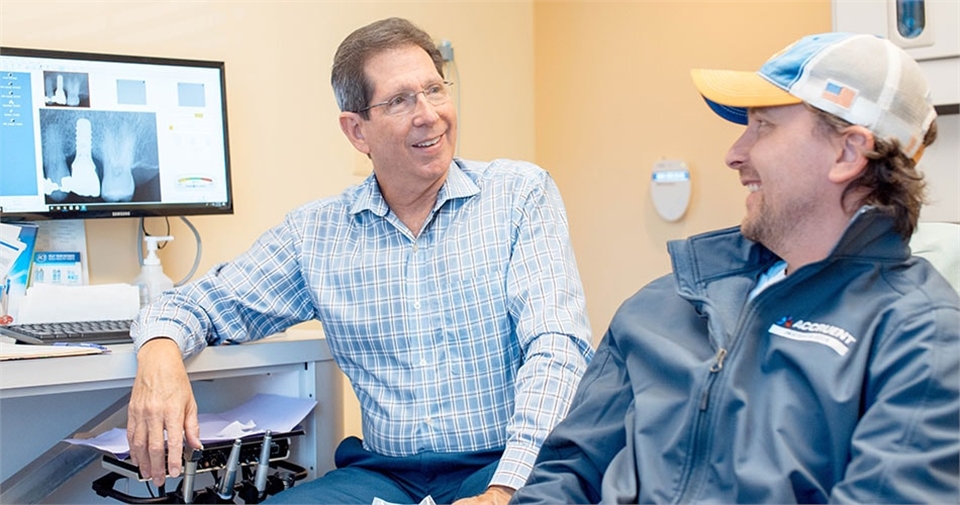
[14, 283, 140, 324]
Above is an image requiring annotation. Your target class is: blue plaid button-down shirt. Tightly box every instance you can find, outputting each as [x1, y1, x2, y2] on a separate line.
[133, 158, 593, 490]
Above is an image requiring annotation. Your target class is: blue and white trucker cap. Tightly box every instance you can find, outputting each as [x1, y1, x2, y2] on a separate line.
[690, 32, 936, 160]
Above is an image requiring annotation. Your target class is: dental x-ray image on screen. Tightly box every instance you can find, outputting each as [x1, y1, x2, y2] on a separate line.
[43, 70, 90, 108]
[0, 46, 232, 221]
[41, 109, 161, 204]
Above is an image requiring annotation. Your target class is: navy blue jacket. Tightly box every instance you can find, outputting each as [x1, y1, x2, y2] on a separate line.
[512, 209, 959, 504]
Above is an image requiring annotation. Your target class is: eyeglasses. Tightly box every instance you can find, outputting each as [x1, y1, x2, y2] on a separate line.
[359, 81, 454, 116]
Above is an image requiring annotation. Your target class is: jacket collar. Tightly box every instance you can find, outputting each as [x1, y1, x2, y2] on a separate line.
[669, 207, 908, 296]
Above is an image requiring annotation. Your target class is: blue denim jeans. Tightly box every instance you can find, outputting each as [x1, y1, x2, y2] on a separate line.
[263, 437, 503, 504]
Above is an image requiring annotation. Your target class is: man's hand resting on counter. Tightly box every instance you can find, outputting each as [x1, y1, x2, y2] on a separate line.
[126, 337, 202, 487]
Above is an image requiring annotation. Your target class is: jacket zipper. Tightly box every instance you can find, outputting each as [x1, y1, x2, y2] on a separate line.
[700, 348, 728, 409]
[673, 346, 729, 503]
[673, 278, 791, 503]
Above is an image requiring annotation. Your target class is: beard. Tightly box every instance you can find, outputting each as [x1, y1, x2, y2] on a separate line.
[740, 191, 813, 253]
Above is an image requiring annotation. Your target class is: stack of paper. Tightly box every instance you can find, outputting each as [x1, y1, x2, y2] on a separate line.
[64, 394, 318, 458]
[0, 341, 106, 361]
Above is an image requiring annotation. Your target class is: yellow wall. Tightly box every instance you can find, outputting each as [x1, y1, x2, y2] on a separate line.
[1, 0, 831, 437]
[0, 0, 536, 286]
[1, 0, 536, 441]
[534, 0, 831, 342]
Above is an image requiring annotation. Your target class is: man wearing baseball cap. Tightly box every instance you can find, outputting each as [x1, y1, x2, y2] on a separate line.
[511, 33, 959, 504]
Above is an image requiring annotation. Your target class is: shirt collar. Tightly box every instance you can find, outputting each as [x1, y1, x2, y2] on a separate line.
[348, 159, 480, 217]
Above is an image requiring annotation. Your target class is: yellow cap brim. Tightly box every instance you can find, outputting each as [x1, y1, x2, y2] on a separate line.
[691, 69, 801, 108]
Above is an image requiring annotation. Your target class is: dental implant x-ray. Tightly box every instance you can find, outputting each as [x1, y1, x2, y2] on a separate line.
[40, 109, 161, 203]
[43, 71, 89, 107]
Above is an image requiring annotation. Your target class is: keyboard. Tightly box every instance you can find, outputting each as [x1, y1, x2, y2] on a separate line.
[0, 319, 133, 345]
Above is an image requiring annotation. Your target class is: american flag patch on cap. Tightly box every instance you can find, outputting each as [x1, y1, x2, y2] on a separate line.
[821, 81, 856, 108]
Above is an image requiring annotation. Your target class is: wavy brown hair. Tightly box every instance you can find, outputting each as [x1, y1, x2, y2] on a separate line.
[809, 104, 938, 240]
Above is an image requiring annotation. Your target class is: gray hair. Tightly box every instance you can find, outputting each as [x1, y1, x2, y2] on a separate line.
[331, 17, 444, 119]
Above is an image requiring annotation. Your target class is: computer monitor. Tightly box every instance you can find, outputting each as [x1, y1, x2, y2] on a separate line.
[0, 47, 233, 221]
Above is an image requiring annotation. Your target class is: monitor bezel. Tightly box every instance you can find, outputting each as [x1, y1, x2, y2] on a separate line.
[0, 46, 234, 222]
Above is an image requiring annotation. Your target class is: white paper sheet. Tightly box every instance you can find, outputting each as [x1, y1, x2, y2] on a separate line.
[0, 341, 106, 360]
[64, 393, 317, 458]
[372, 496, 436, 505]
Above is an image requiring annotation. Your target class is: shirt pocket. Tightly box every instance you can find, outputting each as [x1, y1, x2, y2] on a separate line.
[439, 268, 511, 369]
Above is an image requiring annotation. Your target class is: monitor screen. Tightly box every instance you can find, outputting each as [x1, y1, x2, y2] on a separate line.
[0, 47, 233, 221]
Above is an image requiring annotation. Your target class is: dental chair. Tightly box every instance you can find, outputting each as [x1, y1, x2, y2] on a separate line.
[910, 221, 960, 295]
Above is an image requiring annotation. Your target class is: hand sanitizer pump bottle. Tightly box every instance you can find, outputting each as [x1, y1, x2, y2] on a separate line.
[134, 235, 175, 307]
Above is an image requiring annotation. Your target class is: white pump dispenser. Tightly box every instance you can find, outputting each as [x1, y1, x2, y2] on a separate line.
[133, 235, 175, 306]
